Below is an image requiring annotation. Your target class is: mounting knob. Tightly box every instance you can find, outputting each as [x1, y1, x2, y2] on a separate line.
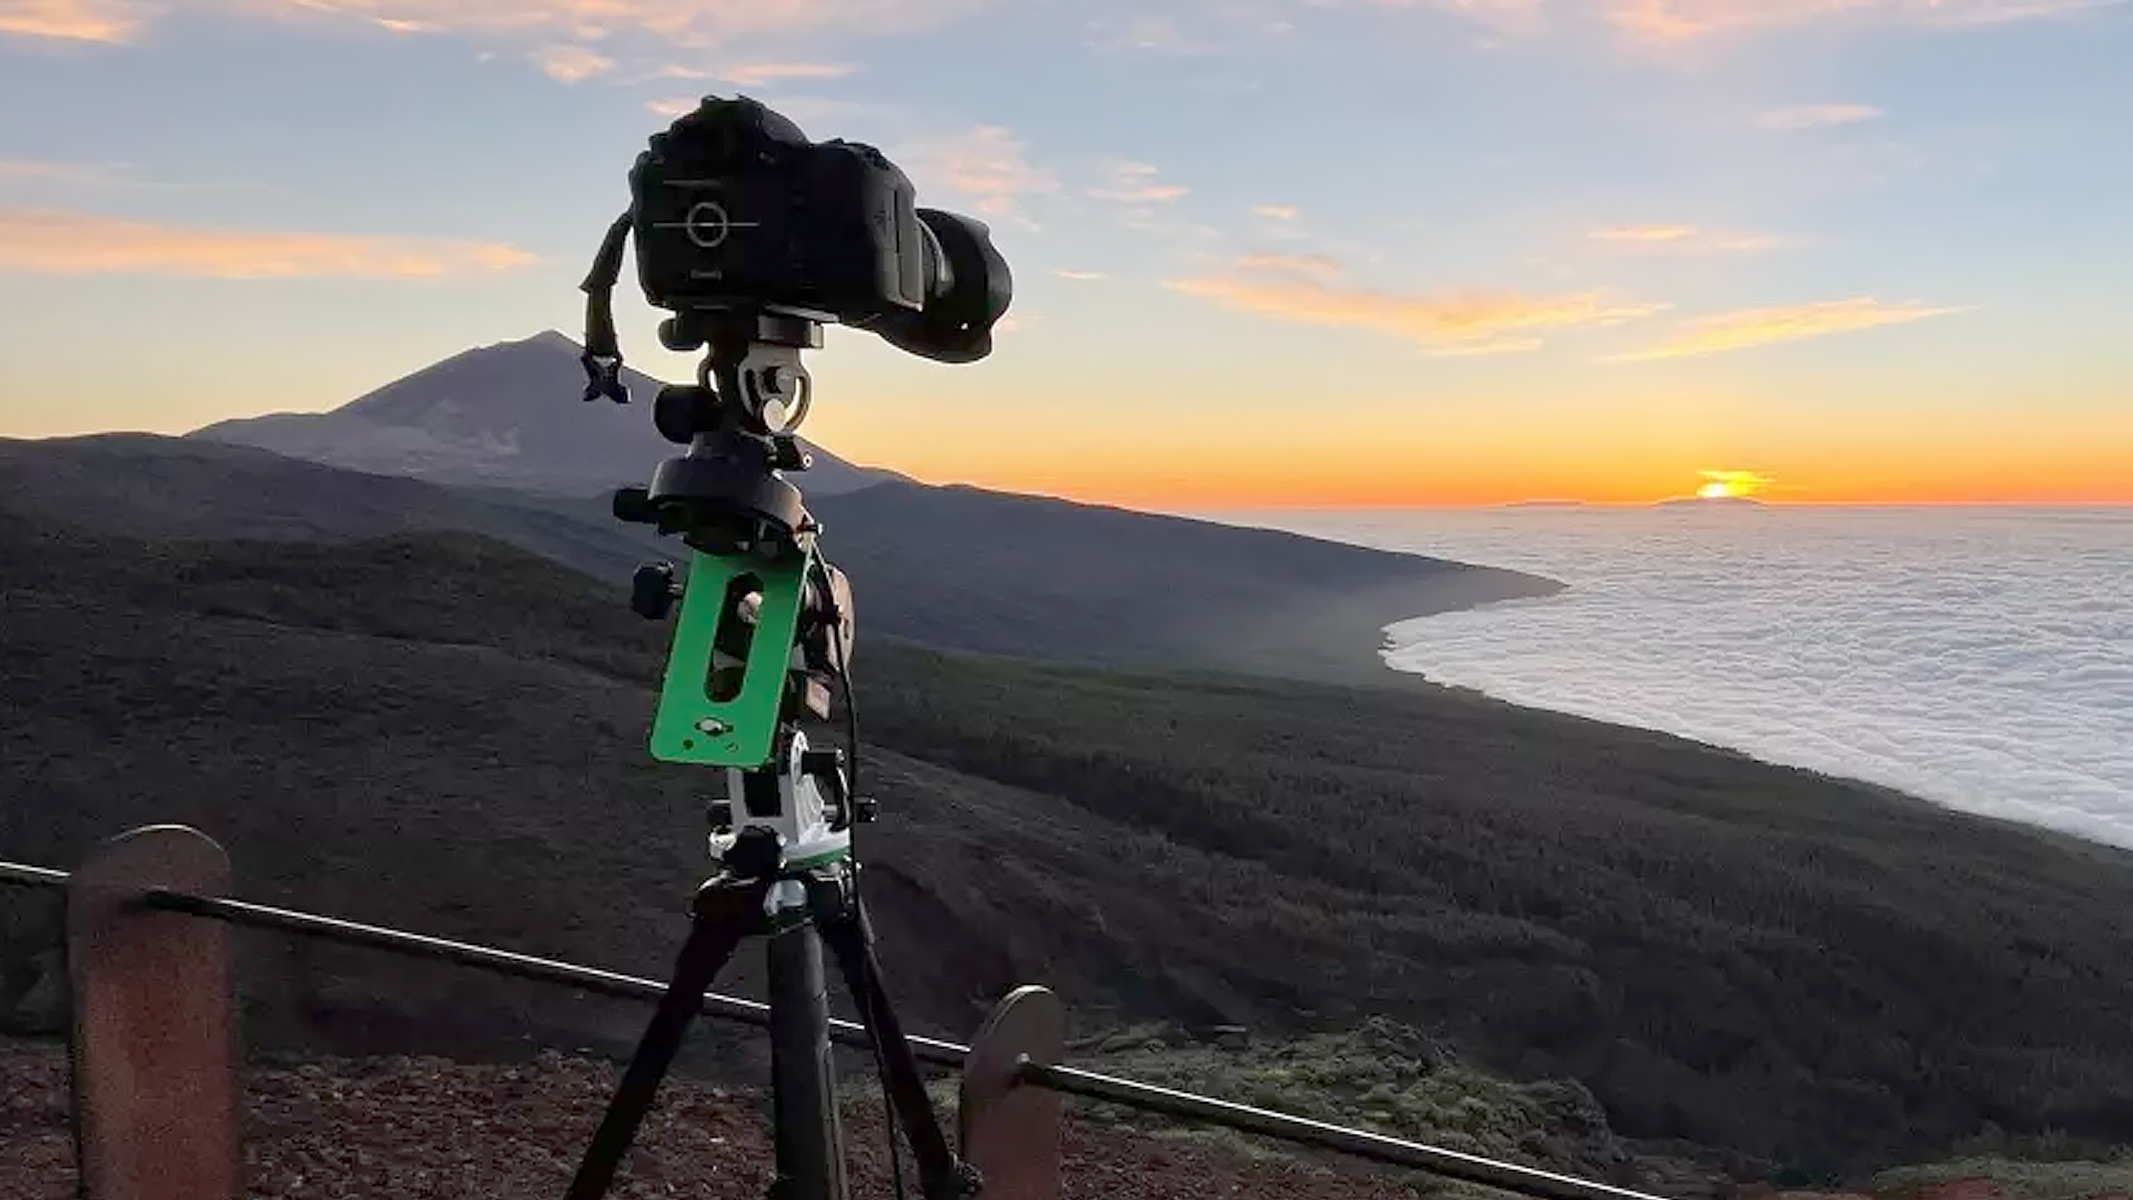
[630, 562, 682, 620]
[654, 384, 722, 446]
[613, 486, 658, 525]
[770, 433, 812, 472]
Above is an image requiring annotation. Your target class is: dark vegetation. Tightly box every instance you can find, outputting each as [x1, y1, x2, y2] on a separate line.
[0, 434, 1558, 686]
[1077, 1018, 1643, 1179]
[6, 503, 2133, 1183]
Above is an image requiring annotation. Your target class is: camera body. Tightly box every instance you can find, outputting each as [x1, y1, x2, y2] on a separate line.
[626, 95, 1011, 363]
[630, 97, 930, 324]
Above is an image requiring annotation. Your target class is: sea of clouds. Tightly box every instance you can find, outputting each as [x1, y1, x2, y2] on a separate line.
[1230, 506, 2133, 850]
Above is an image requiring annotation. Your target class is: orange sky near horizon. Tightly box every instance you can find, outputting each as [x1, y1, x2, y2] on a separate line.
[873, 458, 2133, 511]
[793, 355, 2133, 509]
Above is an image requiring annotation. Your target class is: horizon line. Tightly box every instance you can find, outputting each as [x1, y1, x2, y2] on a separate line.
[6, 430, 2129, 511]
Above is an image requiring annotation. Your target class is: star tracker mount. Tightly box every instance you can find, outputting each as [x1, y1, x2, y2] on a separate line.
[563, 95, 1011, 1200]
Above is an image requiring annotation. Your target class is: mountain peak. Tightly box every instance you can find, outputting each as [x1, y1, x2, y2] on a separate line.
[525, 329, 582, 353]
[188, 331, 899, 497]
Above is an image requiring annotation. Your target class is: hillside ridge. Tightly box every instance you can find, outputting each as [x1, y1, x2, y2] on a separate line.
[4, 518, 2131, 1182]
[0, 433, 1562, 685]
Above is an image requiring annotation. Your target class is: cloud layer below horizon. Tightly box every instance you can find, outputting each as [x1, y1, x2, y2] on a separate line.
[1306, 506, 2133, 848]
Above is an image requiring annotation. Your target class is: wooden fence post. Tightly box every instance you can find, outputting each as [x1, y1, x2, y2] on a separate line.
[66, 825, 239, 1200]
[959, 985, 1064, 1200]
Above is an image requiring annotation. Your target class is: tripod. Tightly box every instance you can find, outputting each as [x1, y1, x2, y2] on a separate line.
[564, 827, 978, 1200]
[568, 316, 982, 1200]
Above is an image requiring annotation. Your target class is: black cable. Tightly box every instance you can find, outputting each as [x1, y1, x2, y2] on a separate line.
[840, 635, 862, 807]
[820, 558, 904, 1200]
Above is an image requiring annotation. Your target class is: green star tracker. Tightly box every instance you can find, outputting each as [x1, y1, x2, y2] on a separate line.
[649, 545, 810, 769]
[562, 92, 1012, 1200]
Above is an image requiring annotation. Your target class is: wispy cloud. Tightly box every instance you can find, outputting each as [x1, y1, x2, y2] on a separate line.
[0, 159, 128, 186]
[1589, 224, 1699, 243]
[1601, 0, 2117, 42]
[906, 125, 1057, 219]
[1759, 103, 1887, 130]
[0, 208, 538, 279]
[9, 0, 2111, 47]
[0, 158, 264, 195]
[1253, 204, 1301, 221]
[1235, 251, 1342, 276]
[0, 0, 137, 41]
[652, 60, 860, 86]
[1166, 253, 1665, 351]
[645, 92, 900, 129]
[1605, 296, 1968, 362]
[531, 43, 613, 81]
[1427, 337, 1548, 358]
[1053, 269, 1108, 281]
[1086, 13, 1217, 53]
[7, 0, 990, 47]
[1087, 160, 1189, 204]
[728, 60, 854, 84]
[1589, 224, 1786, 252]
[1385, 0, 2117, 43]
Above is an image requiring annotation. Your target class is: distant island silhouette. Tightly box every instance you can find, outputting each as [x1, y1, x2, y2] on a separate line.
[1655, 495, 1769, 508]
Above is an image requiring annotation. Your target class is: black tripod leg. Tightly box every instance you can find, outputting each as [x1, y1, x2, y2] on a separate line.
[565, 878, 767, 1200]
[818, 901, 975, 1200]
[768, 912, 849, 1200]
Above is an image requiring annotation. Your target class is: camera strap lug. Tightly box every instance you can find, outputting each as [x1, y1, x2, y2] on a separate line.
[579, 210, 634, 403]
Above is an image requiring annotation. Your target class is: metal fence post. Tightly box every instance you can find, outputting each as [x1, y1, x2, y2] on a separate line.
[959, 985, 1064, 1200]
[65, 825, 239, 1200]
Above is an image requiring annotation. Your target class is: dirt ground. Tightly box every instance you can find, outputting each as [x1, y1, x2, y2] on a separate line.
[0, 1039, 1442, 1200]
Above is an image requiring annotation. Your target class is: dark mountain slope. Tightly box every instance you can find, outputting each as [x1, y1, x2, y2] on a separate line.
[4, 521, 2132, 1179]
[803, 481, 1546, 679]
[0, 434, 1561, 684]
[0, 433, 653, 578]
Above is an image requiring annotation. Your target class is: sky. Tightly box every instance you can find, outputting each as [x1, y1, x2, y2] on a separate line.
[2, 0, 2130, 508]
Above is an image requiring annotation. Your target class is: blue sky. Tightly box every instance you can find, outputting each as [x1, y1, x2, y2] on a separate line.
[3, 0, 2130, 504]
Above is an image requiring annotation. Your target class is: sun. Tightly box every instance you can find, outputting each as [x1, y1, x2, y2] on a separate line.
[1697, 469, 1775, 500]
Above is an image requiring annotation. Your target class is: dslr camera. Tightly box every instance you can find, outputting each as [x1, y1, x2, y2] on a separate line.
[629, 95, 1012, 364]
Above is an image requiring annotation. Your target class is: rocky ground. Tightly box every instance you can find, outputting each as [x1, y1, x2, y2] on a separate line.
[0, 1039, 1448, 1200]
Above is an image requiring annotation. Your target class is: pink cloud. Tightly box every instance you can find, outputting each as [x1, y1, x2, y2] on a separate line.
[5, 0, 990, 47]
[1605, 296, 1968, 361]
[1589, 224, 1787, 251]
[1087, 160, 1190, 204]
[1602, 0, 2115, 41]
[0, 208, 539, 279]
[1167, 253, 1665, 350]
[0, 0, 138, 41]
[906, 125, 1057, 218]
[530, 43, 612, 81]
[1759, 103, 1888, 130]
